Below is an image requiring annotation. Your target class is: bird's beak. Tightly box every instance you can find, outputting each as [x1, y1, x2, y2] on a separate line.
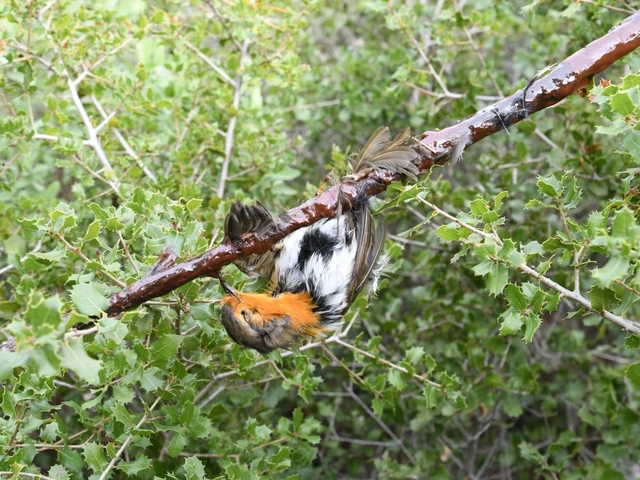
[215, 272, 240, 300]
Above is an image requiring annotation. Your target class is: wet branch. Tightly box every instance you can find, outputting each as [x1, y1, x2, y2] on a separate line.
[107, 12, 640, 317]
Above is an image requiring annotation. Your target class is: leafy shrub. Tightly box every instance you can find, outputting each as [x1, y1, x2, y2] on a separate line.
[1, 1, 639, 478]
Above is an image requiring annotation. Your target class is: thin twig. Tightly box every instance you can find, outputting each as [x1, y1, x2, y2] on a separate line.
[334, 338, 440, 387]
[580, 0, 635, 14]
[344, 384, 417, 465]
[98, 395, 163, 480]
[217, 39, 250, 198]
[56, 234, 126, 288]
[66, 76, 120, 194]
[182, 38, 237, 87]
[90, 95, 157, 183]
[417, 197, 640, 335]
[117, 231, 139, 275]
[64, 326, 99, 340]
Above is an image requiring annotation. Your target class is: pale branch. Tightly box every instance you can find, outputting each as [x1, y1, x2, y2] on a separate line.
[182, 38, 237, 88]
[344, 383, 417, 466]
[416, 197, 640, 335]
[70, 154, 119, 195]
[66, 75, 121, 194]
[217, 39, 250, 198]
[106, 12, 640, 317]
[64, 326, 100, 341]
[90, 95, 158, 183]
[98, 394, 163, 480]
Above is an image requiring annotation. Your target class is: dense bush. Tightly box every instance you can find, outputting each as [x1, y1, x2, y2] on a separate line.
[1, 1, 639, 478]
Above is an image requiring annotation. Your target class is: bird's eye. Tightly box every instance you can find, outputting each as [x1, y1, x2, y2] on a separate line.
[240, 310, 250, 322]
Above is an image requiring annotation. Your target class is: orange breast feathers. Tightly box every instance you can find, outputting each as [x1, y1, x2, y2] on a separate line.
[220, 291, 327, 337]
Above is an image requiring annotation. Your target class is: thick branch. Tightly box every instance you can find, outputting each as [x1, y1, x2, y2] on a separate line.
[106, 12, 640, 317]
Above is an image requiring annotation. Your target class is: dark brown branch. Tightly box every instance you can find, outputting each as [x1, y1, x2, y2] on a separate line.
[106, 12, 640, 317]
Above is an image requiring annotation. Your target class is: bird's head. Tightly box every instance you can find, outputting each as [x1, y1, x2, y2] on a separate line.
[216, 273, 324, 353]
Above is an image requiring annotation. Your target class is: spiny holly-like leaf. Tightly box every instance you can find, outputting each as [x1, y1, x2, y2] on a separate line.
[522, 314, 541, 342]
[487, 263, 509, 296]
[404, 346, 424, 364]
[537, 174, 562, 197]
[150, 334, 183, 362]
[625, 362, 640, 387]
[505, 284, 527, 311]
[118, 455, 151, 476]
[71, 283, 109, 316]
[60, 339, 102, 385]
[82, 442, 108, 473]
[184, 456, 208, 480]
[387, 369, 406, 391]
[610, 91, 635, 116]
[0, 351, 27, 380]
[500, 310, 524, 336]
[592, 257, 630, 288]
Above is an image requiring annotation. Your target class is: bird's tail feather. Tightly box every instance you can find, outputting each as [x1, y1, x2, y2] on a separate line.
[350, 127, 420, 181]
[224, 200, 277, 242]
[224, 200, 279, 279]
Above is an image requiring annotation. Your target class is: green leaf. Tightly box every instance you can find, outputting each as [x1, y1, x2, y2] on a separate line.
[592, 257, 629, 288]
[469, 198, 488, 215]
[184, 456, 207, 480]
[423, 384, 440, 409]
[499, 310, 524, 336]
[71, 283, 109, 316]
[537, 174, 562, 197]
[503, 394, 523, 417]
[472, 260, 492, 276]
[610, 91, 635, 115]
[494, 191, 509, 211]
[625, 362, 640, 387]
[499, 239, 525, 267]
[404, 346, 424, 364]
[487, 263, 509, 296]
[625, 335, 640, 349]
[82, 442, 108, 473]
[4, 233, 25, 255]
[372, 397, 384, 417]
[505, 284, 527, 311]
[611, 207, 637, 238]
[587, 211, 606, 236]
[151, 10, 165, 23]
[292, 407, 303, 430]
[47, 465, 70, 480]
[588, 287, 617, 313]
[522, 314, 541, 342]
[118, 455, 151, 476]
[150, 334, 183, 362]
[387, 369, 406, 391]
[60, 339, 102, 385]
[0, 351, 27, 380]
[437, 224, 459, 241]
[185, 198, 203, 214]
[545, 293, 560, 312]
[622, 73, 640, 89]
[31, 247, 67, 262]
[83, 220, 101, 243]
[112, 403, 136, 429]
[523, 241, 543, 256]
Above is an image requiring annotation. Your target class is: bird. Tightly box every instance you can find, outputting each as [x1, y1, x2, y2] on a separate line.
[216, 127, 420, 354]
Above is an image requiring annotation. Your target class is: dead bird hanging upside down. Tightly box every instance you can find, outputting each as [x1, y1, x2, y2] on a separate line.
[217, 127, 419, 353]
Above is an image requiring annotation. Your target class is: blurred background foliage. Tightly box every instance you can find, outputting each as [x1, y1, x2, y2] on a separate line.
[1, 0, 640, 478]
